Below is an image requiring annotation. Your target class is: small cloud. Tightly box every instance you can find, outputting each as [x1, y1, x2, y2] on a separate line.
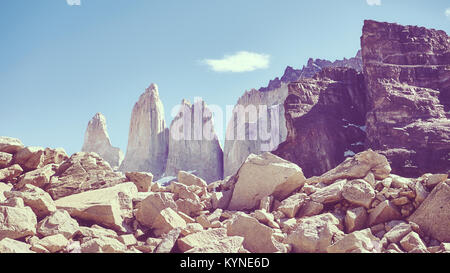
[203, 51, 270, 73]
[446, 8, 450, 19]
[366, 0, 381, 6]
[67, 0, 81, 6]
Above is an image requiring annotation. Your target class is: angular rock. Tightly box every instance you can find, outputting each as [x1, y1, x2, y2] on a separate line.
[0, 205, 37, 240]
[327, 228, 381, 253]
[47, 152, 127, 200]
[310, 180, 346, 204]
[120, 84, 169, 179]
[284, 213, 344, 253]
[37, 209, 80, 239]
[152, 207, 187, 237]
[178, 228, 243, 253]
[426, 174, 448, 188]
[228, 152, 306, 210]
[0, 238, 33, 253]
[0, 152, 12, 169]
[125, 172, 153, 192]
[119, 234, 137, 246]
[42, 147, 69, 166]
[400, 232, 427, 253]
[177, 171, 207, 188]
[342, 179, 376, 208]
[55, 182, 137, 232]
[277, 193, 307, 218]
[297, 200, 324, 218]
[0, 183, 12, 202]
[39, 234, 69, 253]
[165, 99, 224, 183]
[227, 213, 286, 253]
[0, 137, 24, 154]
[383, 223, 412, 244]
[13, 146, 45, 171]
[0, 164, 23, 182]
[345, 207, 368, 233]
[135, 192, 177, 228]
[16, 164, 56, 189]
[155, 228, 182, 253]
[369, 200, 402, 226]
[4, 184, 56, 218]
[408, 180, 450, 242]
[211, 190, 232, 210]
[81, 113, 124, 168]
[81, 237, 127, 253]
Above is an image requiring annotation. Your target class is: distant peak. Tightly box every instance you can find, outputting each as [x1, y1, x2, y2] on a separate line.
[146, 83, 159, 95]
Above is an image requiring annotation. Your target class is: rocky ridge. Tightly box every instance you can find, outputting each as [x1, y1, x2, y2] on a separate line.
[0, 136, 449, 253]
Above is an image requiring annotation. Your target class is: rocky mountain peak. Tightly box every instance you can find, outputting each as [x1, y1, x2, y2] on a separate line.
[81, 113, 123, 169]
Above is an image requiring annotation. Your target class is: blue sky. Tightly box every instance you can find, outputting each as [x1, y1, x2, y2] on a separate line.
[1, 0, 449, 156]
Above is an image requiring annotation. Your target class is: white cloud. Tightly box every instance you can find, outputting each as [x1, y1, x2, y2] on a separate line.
[366, 0, 381, 6]
[203, 51, 270, 73]
[446, 8, 450, 19]
[67, 0, 81, 6]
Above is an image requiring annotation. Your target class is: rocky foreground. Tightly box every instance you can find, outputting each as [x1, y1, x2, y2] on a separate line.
[0, 136, 449, 253]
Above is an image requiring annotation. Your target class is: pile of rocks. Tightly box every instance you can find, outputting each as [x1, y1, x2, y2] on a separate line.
[0, 136, 448, 253]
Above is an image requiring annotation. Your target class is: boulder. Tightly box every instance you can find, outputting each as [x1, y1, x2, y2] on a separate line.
[13, 146, 45, 171]
[0, 205, 37, 240]
[400, 232, 427, 253]
[16, 164, 57, 189]
[42, 147, 69, 166]
[342, 179, 376, 208]
[178, 228, 243, 253]
[155, 228, 182, 253]
[310, 180, 346, 204]
[368, 200, 402, 226]
[177, 171, 207, 188]
[4, 184, 56, 218]
[345, 207, 368, 233]
[284, 213, 344, 253]
[125, 172, 153, 192]
[55, 182, 137, 232]
[327, 228, 381, 253]
[135, 192, 178, 228]
[227, 213, 287, 253]
[228, 153, 306, 210]
[0, 238, 33, 253]
[81, 237, 127, 253]
[46, 152, 127, 200]
[0, 183, 12, 202]
[0, 152, 12, 169]
[152, 207, 187, 237]
[277, 193, 307, 218]
[408, 180, 450, 242]
[383, 223, 412, 243]
[211, 190, 232, 210]
[38, 234, 69, 253]
[0, 137, 24, 154]
[0, 164, 23, 182]
[37, 209, 80, 239]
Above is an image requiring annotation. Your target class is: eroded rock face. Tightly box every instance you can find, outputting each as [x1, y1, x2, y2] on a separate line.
[362, 20, 450, 177]
[274, 68, 368, 178]
[119, 84, 169, 179]
[81, 113, 124, 169]
[165, 100, 223, 183]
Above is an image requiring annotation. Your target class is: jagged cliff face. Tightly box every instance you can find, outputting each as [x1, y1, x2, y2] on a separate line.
[165, 99, 223, 183]
[119, 84, 169, 178]
[81, 113, 124, 169]
[274, 20, 449, 178]
[274, 68, 368, 177]
[223, 52, 363, 177]
[362, 20, 450, 177]
[259, 51, 363, 92]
